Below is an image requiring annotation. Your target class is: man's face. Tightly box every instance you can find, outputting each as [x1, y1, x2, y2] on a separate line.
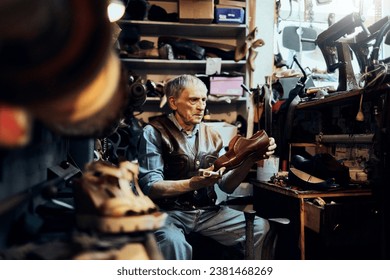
[169, 85, 207, 131]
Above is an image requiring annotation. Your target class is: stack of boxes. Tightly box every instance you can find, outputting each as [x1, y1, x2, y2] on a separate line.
[214, 0, 245, 24]
[178, 0, 245, 24]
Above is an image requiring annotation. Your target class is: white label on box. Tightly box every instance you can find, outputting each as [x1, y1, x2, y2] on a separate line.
[206, 57, 221, 75]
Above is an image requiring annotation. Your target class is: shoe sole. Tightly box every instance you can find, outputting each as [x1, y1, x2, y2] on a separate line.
[215, 146, 269, 172]
[76, 212, 167, 233]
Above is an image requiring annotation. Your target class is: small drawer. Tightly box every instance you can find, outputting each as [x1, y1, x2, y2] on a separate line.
[304, 201, 322, 233]
[304, 197, 376, 235]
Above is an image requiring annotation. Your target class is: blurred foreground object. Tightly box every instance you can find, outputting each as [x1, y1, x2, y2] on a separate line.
[0, 103, 31, 147]
[0, 0, 127, 147]
[108, 0, 126, 22]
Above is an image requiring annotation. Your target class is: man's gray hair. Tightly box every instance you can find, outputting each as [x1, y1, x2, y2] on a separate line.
[164, 74, 208, 99]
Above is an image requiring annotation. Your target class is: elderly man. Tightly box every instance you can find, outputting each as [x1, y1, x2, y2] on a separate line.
[138, 74, 276, 259]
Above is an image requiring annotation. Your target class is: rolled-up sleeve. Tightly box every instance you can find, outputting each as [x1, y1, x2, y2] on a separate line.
[137, 125, 165, 195]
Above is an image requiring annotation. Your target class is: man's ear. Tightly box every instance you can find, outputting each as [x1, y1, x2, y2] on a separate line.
[168, 96, 177, 110]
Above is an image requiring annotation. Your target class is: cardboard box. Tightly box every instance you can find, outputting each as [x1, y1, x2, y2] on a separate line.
[217, 0, 246, 8]
[179, 0, 214, 23]
[215, 6, 245, 24]
[204, 122, 238, 146]
[209, 76, 243, 96]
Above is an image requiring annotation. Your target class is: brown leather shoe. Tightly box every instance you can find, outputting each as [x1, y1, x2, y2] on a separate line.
[214, 130, 270, 171]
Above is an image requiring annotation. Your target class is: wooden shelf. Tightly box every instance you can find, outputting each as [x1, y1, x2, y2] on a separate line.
[290, 143, 317, 147]
[315, 133, 374, 144]
[121, 58, 246, 75]
[296, 84, 390, 110]
[118, 20, 246, 39]
[146, 96, 247, 102]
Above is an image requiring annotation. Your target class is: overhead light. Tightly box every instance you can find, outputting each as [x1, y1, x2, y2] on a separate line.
[108, 0, 126, 22]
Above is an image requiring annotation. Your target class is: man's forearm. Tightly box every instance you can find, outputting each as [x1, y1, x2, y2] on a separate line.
[148, 179, 192, 199]
[148, 172, 222, 199]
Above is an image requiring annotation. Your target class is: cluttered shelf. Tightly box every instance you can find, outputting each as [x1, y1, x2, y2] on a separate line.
[296, 83, 390, 110]
[118, 20, 246, 38]
[120, 58, 246, 71]
[145, 96, 247, 102]
[120, 58, 247, 80]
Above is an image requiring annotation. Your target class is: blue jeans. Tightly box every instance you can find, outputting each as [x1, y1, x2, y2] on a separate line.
[154, 206, 270, 260]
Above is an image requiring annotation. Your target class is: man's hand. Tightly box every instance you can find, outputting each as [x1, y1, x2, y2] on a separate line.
[265, 137, 277, 157]
[217, 137, 277, 194]
[189, 166, 226, 190]
[239, 136, 277, 164]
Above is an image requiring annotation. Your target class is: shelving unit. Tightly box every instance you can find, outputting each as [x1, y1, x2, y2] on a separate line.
[284, 84, 390, 183]
[117, 18, 248, 80]
[118, 1, 253, 133]
[271, 84, 389, 259]
[296, 84, 390, 110]
[287, 85, 390, 158]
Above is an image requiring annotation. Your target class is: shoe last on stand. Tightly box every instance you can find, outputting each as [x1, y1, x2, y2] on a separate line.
[214, 130, 270, 172]
[234, 27, 258, 62]
[74, 160, 167, 233]
[248, 38, 265, 72]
